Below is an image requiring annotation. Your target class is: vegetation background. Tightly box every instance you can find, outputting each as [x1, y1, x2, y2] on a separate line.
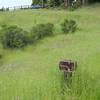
[0, 2, 100, 100]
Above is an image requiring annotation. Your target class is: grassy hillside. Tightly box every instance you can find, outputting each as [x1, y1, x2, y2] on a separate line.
[0, 4, 100, 100]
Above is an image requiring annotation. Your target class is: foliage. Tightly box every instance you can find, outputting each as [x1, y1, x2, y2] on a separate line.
[0, 8, 4, 11]
[32, 0, 47, 5]
[31, 23, 54, 39]
[61, 19, 77, 33]
[32, 0, 41, 5]
[0, 54, 2, 59]
[49, 0, 62, 7]
[70, 0, 81, 11]
[0, 22, 54, 49]
[0, 5, 100, 100]
[32, 0, 63, 7]
[0, 25, 30, 48]
[32, 0, 100, 8]
[0, 23, 54, 49]
[0, 51, 3, 65]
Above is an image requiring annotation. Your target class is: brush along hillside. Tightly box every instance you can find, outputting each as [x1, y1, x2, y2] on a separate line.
[0, 4, 100, 100]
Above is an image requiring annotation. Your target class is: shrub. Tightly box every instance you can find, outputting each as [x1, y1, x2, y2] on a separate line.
[0, 25, 30, 48]
[0, 52, 3, 65]
[31, 23, 54, 39]
[0, 54, 2, 59]
[70, 0, 81, 11]
[0, 7, 4, 11]
[61, 19, 77, 33]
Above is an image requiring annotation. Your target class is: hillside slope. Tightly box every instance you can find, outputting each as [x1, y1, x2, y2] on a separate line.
[0, 4, 100, 100]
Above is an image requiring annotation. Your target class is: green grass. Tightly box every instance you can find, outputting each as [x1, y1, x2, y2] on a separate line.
[0, 4, 100, 100]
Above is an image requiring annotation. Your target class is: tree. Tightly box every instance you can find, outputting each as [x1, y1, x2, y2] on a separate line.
[32, 0, 47, 7]
[32, 0, 41, 5]
[49, 0, 62, 7]
[64, 0, 68, 7]
[42, 0, 48, 7]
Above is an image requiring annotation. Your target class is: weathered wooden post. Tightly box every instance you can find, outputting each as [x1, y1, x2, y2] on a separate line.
[59, 60, 77, 80]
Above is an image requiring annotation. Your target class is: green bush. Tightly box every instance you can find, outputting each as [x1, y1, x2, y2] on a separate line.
[0, 50, 4, 58]
[0, 23, 54, 49]
[31, 23, 54, 40]
[0, 54, 2, 59]
[70, 0, 81, 11]
[61, 19, 77, 33]
[0, 25, 30, 48]
[0, 53, 3, 65]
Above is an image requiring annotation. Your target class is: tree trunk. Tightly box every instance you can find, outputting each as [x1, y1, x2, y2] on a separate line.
[82, 0, 88, 5]
[64, 0, 71, 7]
[64, 0, 68, 7]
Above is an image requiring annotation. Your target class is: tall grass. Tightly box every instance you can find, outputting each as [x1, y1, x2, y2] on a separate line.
[0, 4, 100, 100]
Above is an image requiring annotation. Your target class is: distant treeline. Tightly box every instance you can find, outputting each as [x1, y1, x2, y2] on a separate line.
[32, 0, 100, 7]
[32, 0, 64, 7]
[32, 0, 72, 7]
[0, 5, 44, 11]
[32, 0, 82, 8]
[0, 5, 31, 11]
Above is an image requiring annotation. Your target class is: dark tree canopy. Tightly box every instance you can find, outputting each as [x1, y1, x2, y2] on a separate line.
[32, 0, 100, 7]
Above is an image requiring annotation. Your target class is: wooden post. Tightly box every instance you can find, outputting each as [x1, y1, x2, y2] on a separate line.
[59, 60, 77, 80]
